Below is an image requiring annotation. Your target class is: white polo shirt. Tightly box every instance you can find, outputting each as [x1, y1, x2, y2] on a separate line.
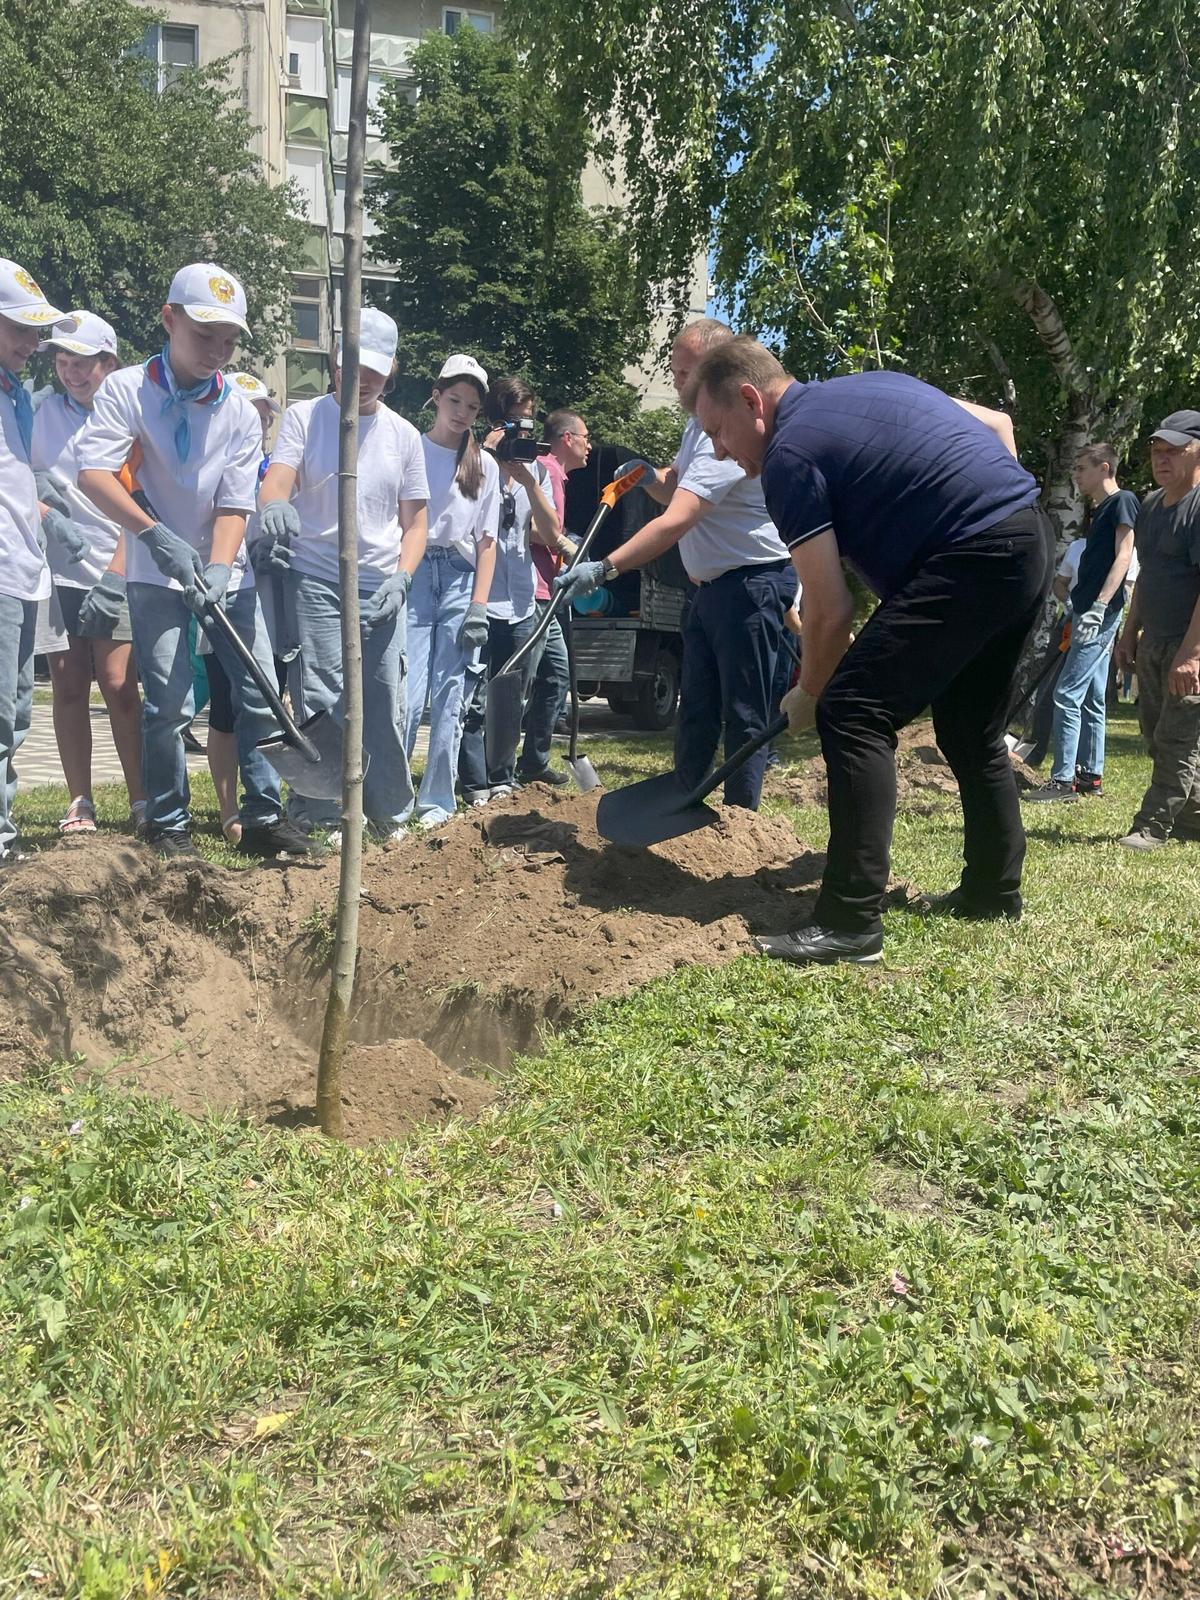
[673, 417, 788, 582]
[271, 394, 429, 594]
[31, 395, 124, 589]
[77, 365, 261, 593]
[0, 388, 50, 603]
[422, 436, 500, 567]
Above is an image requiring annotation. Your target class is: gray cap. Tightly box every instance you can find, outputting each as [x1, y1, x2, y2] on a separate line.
[1150, 409, 1200, 447]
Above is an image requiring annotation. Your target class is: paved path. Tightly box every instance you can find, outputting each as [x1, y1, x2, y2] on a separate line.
[18, 692, 655, 789]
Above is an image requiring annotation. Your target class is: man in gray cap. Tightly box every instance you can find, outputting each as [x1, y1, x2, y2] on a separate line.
[1115, 410, 1200, 849]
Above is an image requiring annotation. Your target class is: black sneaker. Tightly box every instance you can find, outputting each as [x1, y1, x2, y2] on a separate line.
[754, 924, 883, 966]
[1075, 770, 1104, 797]
[238, 818, 326, 858]
[181, 725, 206, 755]
[518, 766, 571, 788]
[911, 887, 1022, 922]
[148, 828, 200, 859]
[1022, 778, 1078, 803]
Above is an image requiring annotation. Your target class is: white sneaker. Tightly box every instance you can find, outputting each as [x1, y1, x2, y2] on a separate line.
[489, 784, 514, 801]
[470, 792, 491, 807]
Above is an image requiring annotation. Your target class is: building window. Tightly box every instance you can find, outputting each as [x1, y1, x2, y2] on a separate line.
[443, 9, 494, 34]
[334, 68, 387, 134]
[332, 172, 380, 237]
[141, 24, 199, 91]
[291, 277, 324, 347]
[285, 16, 326, 98]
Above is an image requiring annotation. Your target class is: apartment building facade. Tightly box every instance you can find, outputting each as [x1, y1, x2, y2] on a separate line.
[144, 0, 706, 407]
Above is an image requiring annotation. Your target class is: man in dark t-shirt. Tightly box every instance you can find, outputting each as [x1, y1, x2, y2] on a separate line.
[692, 337, 1054, 965]
[1115, 410, 1200, 849]
[1025, 442, 1137, 802]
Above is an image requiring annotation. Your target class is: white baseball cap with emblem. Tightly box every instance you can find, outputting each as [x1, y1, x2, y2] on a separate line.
[337, 306, 399, 378]
[0, 258, 63, 327]
[437, 352, 488, 392]
[225, 370, 282, 412]
[167, 261, 250, 334]
[40, 309, 119, 357]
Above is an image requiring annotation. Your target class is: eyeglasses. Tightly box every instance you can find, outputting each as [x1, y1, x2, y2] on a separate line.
[501, 489, 516, 531]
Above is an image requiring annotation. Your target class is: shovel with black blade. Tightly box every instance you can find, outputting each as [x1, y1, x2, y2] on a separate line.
[485, 460, 648, 780]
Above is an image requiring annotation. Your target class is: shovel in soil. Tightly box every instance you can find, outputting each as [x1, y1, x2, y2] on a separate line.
[486, 460, 649, 778]
[560, 607, 599, 792]
[597, 711, 789, 847]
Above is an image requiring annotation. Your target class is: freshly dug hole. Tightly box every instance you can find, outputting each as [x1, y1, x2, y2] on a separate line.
[0, 786, 823, 1135]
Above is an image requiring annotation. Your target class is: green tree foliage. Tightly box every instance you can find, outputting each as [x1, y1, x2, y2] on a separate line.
[508, 0, 1200, 533]
[0, 0, 304, 361]
[370, 27, 664, 444]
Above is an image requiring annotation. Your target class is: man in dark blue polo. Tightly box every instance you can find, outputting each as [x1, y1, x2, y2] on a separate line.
[692, 336, 1054, 965]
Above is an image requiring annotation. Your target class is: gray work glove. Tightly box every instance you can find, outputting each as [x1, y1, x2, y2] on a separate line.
[1072, 601, 1107, 646]
[34, 469, 72, 516]
[457, 600, 489, 653]
[552, 559, 605, 604]
[141, 521, 205, 590]
[184, 560, 231, 617]
[615, 457, 655, 483]
[260, 499, 301, 546]
[781, 683, 818, 735]
[249, 535, 291, 574]
[77, 571, 127, 639]
[362, 568, 411, 631]
[42, 507, 91, 565]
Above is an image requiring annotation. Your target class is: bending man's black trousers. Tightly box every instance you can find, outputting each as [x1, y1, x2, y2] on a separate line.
[814, 506, 1055, 936]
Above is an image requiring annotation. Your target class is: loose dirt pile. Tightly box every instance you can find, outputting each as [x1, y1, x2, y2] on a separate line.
[0, 787, 823, 1139]
[772, 719, 1039, 810]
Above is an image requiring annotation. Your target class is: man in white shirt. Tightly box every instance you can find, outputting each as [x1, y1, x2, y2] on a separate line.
[554, 319, 792, 808]
[0, 258, 64, 862]
[78, 262, 316, 858]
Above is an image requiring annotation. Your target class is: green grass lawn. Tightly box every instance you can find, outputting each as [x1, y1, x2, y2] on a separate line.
[3, 708, 1200, 1598]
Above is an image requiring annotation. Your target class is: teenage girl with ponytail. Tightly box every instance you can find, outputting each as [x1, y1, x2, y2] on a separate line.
[405, 354, 499, 827]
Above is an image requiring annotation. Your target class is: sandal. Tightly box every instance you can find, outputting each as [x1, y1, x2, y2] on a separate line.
[59, 796, 97, 835]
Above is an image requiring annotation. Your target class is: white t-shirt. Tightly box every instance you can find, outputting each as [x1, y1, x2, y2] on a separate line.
[0, 388, 50, 602]
[270, 394, 429, 593]
[31, 395, 124, 589]
[673, 417, 788, 581]
[77, 364, 261, 593]
[422, 436, 500, 566]
[487, 463, 551, 624]
[1057, 535, 1139, 605]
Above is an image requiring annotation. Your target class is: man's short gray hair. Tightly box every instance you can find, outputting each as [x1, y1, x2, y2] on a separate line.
[673, 317, 734, 353]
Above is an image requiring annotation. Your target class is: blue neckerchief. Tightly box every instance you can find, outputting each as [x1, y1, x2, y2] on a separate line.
[145, 347, 227, 463]
[0, 368, 33, 458]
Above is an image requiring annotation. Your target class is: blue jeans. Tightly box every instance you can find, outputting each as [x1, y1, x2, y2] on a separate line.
[675, 562, 794, 809]
[1049, 607, 1122, 781]
[518, 606, 570, 777]
[128, 582, 281, 834]
[285, 570, 413, 832]
[405, 547, 477, 824]
[0, 594, 36, 858]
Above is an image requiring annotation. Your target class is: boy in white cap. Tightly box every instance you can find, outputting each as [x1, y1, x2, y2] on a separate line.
[257, 306, 429, 840]
[77, 262, 317, 858]
[32, 309, 145, 835]
[0, 258, 66, 862]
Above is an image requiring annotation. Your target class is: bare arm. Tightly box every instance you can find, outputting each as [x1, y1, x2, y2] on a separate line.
[210, 512, 248, 568]
[397, 500, 427, 575]
[472, 535, 496, 607]
[791, 531, 856, 697]
[1094, 525, 1135, 607]
[506, 461, 560, 547]
[1052, 572, 1071, 604]
[641, 465, 678, 507]
[259, 462, 299, 504]
[606, 490, 710, 573]
[1169, 591, 1200, 697]
[1116, 583, 1142, 669]
[78, 468, 156, 535]
[954, 399, 1018, 458]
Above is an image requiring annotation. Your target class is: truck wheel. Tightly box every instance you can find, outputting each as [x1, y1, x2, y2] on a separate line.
[632, 651, 680, 731]
[606, 693, 636, 718]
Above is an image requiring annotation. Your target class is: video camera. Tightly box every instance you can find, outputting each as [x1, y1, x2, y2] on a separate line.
[491, 417, 541, 463]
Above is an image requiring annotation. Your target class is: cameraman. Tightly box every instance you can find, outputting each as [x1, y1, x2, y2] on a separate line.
[458, 376, 565, 799]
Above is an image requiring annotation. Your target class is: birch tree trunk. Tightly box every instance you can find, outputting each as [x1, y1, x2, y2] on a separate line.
[315, 0, 370, 1140]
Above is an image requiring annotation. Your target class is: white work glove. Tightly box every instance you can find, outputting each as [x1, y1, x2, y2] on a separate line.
[781, 683, 818, 735]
